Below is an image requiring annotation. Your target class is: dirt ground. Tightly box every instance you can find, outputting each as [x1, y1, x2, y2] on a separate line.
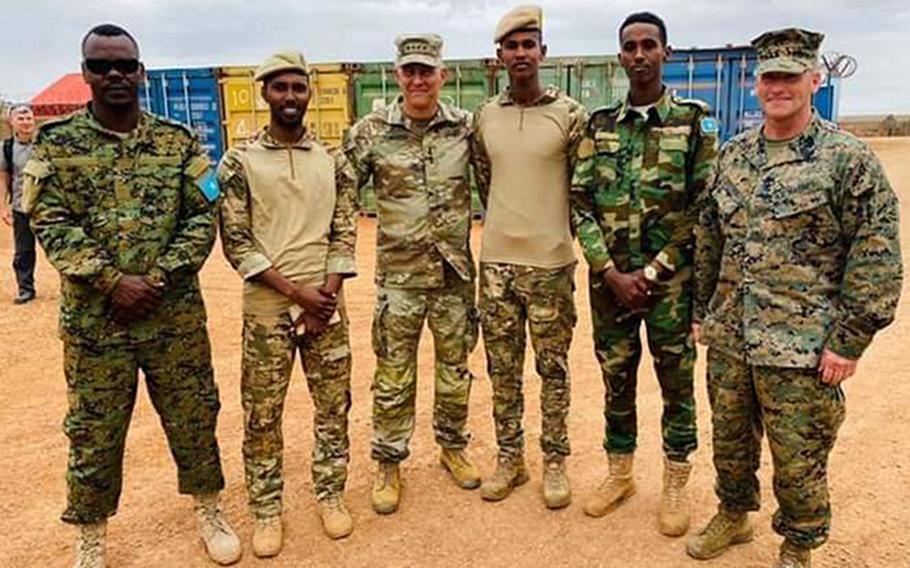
[1, 138, 909, 568]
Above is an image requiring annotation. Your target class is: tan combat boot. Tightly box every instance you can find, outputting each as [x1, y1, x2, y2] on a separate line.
[194, 493, 242, 565]
[252, 516, 282, 558]
[686, 509, 754, 560]
[542, 459, 571, 509]
[583, 453, 635, 517]
[318, 495, 354, 540]
[658, 457, 692, 536]
[480, 456, 530, 501]
[73, 520, 106, 568]
[371, 461, 401, 514]
[440, 448, 481, 489]
[775, 540, 812, 568]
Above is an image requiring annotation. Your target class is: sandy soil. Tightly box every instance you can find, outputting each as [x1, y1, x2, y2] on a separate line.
[1, 138, 908, 568]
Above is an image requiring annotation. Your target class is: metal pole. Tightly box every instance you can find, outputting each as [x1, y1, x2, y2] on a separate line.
[182, 71, 193, 128]
[687, 55, 694, 98]
[715, 55, 723, 128]
[143, 77, 152, 112]
[161, 75, 170, 119]
[313, 68, 322, 141]
[248, 70, 258, 133]
[738, 55, 747, 135]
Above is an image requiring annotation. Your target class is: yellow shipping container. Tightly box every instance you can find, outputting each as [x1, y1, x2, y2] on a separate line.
[219, 64, 352, 149]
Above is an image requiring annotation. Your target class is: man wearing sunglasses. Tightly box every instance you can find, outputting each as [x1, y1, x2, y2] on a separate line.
[23, 23, 240, 567]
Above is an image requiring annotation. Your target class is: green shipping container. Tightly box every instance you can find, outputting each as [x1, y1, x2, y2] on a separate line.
[351, 59, 493, 216]
[492, 55, 629, 112]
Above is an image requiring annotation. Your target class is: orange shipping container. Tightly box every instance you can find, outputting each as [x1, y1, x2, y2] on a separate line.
[219, 64, 353, 149]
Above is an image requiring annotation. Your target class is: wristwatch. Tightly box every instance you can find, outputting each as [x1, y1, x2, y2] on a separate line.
[643, 264, 659, 283]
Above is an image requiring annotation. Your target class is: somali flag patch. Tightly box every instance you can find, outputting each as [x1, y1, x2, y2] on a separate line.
[196, 168, 221, 202]
[700, 117, 720, 135]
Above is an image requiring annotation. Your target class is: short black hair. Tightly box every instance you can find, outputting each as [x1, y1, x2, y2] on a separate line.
[81, 23, 140, 56]
[619, 12, 667, 46]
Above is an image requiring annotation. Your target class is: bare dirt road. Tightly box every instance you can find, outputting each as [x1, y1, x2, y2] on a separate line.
[1, 138, 908, 567]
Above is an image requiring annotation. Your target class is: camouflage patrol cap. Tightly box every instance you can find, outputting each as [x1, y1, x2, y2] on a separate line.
[752, 27, 824, 75]
[254, 50, 309, 81]
[495, 5, 543, 43]
[395, 33, 444, 68]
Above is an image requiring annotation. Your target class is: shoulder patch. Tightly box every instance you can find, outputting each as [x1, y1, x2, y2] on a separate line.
[186, 155, 220, 202]
[676, 97, 711, 113]
[700, 117, 720, 135]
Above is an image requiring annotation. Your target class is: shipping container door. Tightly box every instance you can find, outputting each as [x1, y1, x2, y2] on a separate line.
[141, 68, 225, 162]
[570, 57, 629, 111]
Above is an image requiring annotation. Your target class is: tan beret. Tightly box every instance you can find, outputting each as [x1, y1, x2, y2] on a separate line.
[494, 5, 543, 43]
[394, 33, 444, 68]
[254, 50, 309, 81]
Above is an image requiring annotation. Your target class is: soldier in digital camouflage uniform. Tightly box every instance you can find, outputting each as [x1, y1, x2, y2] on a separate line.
[471, 5, 587, 509]
[343, 33, 480, 515]
[24, 24, 240, 568]
[217, 52, 359, 552]
[570, 12, 717, 535]
[686, 28, 902, 568]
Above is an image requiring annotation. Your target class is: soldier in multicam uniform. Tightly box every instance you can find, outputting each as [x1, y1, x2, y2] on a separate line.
[343, 33, 480, 514]
[217, 52, 359, 554]
[471, 5, 587, 509]
[570, 12, 717, 535]
[23, 24, 240, 568]
[686, 29, 902, 568]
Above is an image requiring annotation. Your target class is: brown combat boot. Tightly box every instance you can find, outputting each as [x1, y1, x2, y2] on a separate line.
[318, 495, 354, 540]
[686, 509, 754, 560]
[481, 456, 530, 501]
[542, 459, 571, 509]
[658, 456, 692, 536]
[440, 448, 481, 489]
[583, 453, 635, 517]
[73, 520, 106, 568]
[371, 461, 401, 514]
[194, 493, 242, 565]
[252, 516, 282, 558]
[774, 540, 812, 568]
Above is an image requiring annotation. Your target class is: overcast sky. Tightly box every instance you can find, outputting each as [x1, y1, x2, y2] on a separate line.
[3, 0, 908, 115]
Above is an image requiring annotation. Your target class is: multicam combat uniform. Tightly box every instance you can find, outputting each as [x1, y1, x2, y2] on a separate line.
[24, 109, 225, 524]
[471, 86, 586, 462]
[344, 97, 477, 463]
[695, 114, 902, 548]
[217, 128, 358, 517]
[570, 90, 717, 462]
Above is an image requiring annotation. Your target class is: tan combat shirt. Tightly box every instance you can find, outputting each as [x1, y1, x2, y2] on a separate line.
[217, 129, 358, 316]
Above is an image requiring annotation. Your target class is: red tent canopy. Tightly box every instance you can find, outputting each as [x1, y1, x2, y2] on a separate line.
[31, 73, 91, 118]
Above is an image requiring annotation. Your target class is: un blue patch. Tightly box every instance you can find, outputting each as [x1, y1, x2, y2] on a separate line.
[197, 169, 220, 202]
[701, 117, 720, 135]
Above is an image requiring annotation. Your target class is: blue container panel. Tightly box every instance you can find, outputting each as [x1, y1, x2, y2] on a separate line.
[140, 68, 225, 162]
[669, 48, 839, 141]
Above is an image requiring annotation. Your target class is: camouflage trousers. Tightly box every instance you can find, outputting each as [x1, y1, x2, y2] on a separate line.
[589, 275, 697, 462]
[371, 266, 478, 463]
[61, 328, 224, 524]
[480, 262, 576, 461]
[707, 348, 846, 549]
[241, 311, 352, 517]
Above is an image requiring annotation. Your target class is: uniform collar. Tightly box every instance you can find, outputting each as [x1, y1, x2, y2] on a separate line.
[386, 95, 461, 129]
[256, 127, 314, 150]
[82, 104, 151, 140]
[744, 112, 824, 170]
[616, 87, 673, 126]
[496, 85, 560, 107]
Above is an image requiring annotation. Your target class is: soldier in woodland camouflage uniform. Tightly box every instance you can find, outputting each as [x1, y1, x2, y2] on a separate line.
[686, 28, 902, 568]
[217, 52, 359, 552]
[471, 5, 586, 509]
[570, 12, 717, 535]
[343, 33, 480, 515]
[24, 24, 239, 568]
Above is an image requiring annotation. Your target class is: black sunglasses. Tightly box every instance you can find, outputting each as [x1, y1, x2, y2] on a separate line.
[84, 58, 141, 75]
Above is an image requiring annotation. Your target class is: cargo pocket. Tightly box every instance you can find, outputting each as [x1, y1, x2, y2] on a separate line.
[371, 295, 389, 358]
[768, 184, 840, 251]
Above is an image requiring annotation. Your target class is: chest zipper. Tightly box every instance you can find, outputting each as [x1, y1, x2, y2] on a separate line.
[287, 146, 296, 180]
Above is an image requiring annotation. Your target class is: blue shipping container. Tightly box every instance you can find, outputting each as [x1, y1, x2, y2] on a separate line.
[140, 68, 225, 162]
[667, 47, 838, 141]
